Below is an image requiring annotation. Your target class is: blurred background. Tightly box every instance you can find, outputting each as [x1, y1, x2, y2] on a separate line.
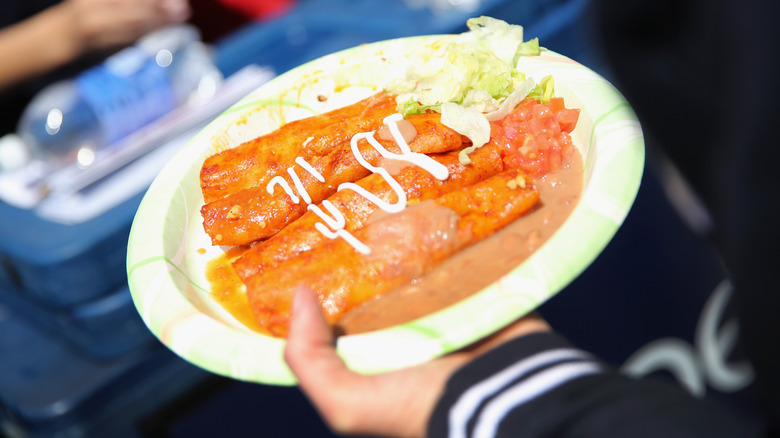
[0, 0, 759, 436]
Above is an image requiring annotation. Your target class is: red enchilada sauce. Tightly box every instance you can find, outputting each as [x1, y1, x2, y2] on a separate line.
[205, 246, 269, 334]
[203, 97, 583, 335]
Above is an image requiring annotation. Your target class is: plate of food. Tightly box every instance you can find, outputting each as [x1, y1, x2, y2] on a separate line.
[127, 17, 644, 385]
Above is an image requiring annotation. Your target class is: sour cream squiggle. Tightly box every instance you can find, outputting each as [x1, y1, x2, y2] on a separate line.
[308, 200, 346, 230]
[338, 132, 408, 214]
[267, 176, 300, 204]
[287, 167, 311, 204]
[314, 222, 371, 254]
[265, 114, 452, 254]
[295, 156, 325, 182]
[308, 199, 370, 252]
[375, 114, 450, 180]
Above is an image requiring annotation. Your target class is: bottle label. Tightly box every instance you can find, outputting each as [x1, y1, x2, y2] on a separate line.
[76, 47, 177, 145]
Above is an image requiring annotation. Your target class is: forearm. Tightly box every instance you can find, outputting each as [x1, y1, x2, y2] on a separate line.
[428, 332, 761, 438]
[0, 3, 81, 91]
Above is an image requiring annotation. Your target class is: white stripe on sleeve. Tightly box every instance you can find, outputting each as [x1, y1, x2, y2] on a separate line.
[472, 362, 603, 438]
[448, 349, 594, 438]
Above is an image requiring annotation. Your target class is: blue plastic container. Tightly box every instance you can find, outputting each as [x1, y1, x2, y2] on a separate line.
[0, 303, 208, 438]
[0, 192, 143, 308]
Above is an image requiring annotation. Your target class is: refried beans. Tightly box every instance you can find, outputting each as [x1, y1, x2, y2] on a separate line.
[336, 148, 583, 334]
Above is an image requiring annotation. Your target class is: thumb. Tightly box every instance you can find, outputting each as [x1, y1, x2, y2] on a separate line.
[283, 287, 366, 431]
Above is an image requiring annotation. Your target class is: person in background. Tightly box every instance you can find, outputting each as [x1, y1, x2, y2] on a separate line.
[283, 0, 780, 437]
[187, 0, 295, 43]
[0, 0, 190, 135]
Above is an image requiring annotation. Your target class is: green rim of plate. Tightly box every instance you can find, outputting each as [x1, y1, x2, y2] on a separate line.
[127, 35, 644, 386]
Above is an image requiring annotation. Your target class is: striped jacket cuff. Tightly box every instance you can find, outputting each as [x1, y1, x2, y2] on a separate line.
[428, 332, 604, 438]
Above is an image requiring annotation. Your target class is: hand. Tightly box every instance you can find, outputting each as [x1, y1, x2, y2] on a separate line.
[63, 0, 191, 53]
[284, 287, 550, 438]
[0, 0, 190, 90]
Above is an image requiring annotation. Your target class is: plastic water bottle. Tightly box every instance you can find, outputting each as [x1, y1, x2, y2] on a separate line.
[16, 25, 223, 169]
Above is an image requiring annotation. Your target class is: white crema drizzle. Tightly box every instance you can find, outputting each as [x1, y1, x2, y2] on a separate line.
[265, 113, 450, 254]
[267, 176, 299, 204]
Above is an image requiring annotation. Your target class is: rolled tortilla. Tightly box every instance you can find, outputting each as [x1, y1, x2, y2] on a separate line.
[200, 111, 467, 246]
[231, 142, 505, 279]
[200, 92, 398, 204]
[245, 168, 540, 337]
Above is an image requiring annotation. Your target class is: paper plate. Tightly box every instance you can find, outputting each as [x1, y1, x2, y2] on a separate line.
[127, 35, 644, 385]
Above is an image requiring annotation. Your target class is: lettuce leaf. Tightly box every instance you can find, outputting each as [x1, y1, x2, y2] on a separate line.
[526, 75, 555, 104]
[384, 16, 546, 163]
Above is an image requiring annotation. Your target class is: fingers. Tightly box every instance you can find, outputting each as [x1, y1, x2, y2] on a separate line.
[66, 0, 191, 51]
[284, 287, 366, 431]
[284, 287, 442, 437]
[283, 286, 340, 375]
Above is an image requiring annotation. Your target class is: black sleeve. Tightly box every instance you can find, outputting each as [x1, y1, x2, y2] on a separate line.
[428, 332, 761, 438]
[592, 0, 780, 430]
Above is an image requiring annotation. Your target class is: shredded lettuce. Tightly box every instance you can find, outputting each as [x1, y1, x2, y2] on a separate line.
[526, 75, 555, 104]
[440, 102, 491, 165]
[461, 16, 540, 67]
[384, 16, 547, 164]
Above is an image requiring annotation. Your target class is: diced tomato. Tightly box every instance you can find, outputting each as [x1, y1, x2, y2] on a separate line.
[490, 97, 580, 178]
[556, 108, 580, 133]
[546, 97, 566, 113]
